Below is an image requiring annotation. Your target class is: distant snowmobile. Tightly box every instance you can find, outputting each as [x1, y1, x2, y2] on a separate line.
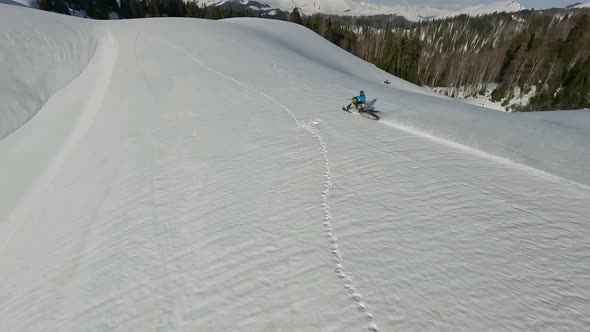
[384, 80, 390, 84]
[342, 90, 379, 120]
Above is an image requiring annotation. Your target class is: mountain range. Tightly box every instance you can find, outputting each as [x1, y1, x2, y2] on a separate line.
[206, 0, 525, 21]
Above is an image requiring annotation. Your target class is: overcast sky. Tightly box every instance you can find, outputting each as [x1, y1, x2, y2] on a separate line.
[376, 0, 582, 9]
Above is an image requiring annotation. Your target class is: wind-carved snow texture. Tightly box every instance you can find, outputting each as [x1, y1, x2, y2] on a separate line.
[140, 34, 379, 332]
[133, 34, 185, 332]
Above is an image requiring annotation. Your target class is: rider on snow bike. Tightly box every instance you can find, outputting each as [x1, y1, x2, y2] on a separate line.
[347, 91, 367, 111]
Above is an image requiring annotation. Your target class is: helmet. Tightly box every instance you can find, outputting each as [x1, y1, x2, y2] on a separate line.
[360, 90, 365, 96]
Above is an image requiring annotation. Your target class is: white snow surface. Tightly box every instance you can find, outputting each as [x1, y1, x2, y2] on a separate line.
[574, 3, 590, 8]
[1, 5, 590, 331]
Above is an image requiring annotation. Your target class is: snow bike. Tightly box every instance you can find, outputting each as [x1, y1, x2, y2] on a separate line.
[342, 103, 380, 121]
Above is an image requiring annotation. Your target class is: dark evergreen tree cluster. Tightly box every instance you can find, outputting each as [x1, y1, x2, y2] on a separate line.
[300, 10, 590, 111]
[38, 0, 274, 19]
[39, 0, 120, 18]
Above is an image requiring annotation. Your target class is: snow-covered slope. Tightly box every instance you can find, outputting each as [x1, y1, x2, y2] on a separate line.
[574, 2, 590, 8]
[1, 5, 590, 331]
[0, 7, 95, 138]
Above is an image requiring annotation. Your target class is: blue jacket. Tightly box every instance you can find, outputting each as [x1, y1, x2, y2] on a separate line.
[357, 94, 366, 103]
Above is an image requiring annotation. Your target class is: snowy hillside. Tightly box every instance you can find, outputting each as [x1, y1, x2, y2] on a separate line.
[1, 5, 590, 331]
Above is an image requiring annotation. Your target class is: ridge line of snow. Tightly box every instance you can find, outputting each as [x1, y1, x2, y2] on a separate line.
[0, 30, 118, 254]
[151, 35, 379, 331]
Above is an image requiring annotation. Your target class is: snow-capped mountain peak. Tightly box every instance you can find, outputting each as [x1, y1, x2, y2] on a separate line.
[460, 1, 524, 17]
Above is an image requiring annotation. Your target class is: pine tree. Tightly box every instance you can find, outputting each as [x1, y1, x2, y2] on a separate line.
[212, 7, 223, 20]
[146, 0, 159, 17]
[289, 7, 302, 25]
[53, 0, 70, 14]
[560, 15, 590, 67]
[186, 0, 199, 17]
[110, 0, 120, 13]
[38, 0, 54, 11]
[94, 0, 112, 18]
[119, 0, 131, 17]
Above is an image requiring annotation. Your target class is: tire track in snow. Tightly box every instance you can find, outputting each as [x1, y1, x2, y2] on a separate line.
[134, 34, 185, 331]
[341, 87, 590, 193]
[156, 38, 378, 331]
